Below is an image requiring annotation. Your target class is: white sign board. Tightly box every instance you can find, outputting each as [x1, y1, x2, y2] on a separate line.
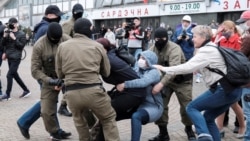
[207, 0, 250, 12]
[165, 1, 206, 15]
[92, 5, 159, 19]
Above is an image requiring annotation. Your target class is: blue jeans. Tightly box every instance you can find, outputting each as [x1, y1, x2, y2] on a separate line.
[17, 100, 61, 133]
[17, 81, 43, 130]
[186, 85, 242, 141]
[242, 88, 250, 141]
[131, 109, 149, 141]
[17, 101, 41, 130]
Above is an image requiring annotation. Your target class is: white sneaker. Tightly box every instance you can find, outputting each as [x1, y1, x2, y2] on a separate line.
[196, 78, 201, 83]
[1, 94, 11, 101]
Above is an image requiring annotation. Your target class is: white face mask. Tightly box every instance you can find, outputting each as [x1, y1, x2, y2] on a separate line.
[138, 58, 147, 69]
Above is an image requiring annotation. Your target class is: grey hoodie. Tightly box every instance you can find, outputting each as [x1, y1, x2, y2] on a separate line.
[125, 50, 163, 122]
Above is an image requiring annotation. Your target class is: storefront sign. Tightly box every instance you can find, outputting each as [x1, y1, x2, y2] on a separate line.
[92, 5, 159, 19]
[165, 1, 206, 15]
[207, 0, 250, 12]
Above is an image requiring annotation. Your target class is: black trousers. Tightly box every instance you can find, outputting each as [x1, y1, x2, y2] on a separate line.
[6, 59, 28, 96]
[111, 93, 144, 121]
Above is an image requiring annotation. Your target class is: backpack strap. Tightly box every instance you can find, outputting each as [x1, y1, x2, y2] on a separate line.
[205, 44, 226, 77]
[206, 67, 226, 77]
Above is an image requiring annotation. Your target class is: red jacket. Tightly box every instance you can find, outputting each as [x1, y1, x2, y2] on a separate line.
[217, 33, 241, 50]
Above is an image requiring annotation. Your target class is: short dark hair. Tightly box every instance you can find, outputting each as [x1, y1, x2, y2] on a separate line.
[8, 17, 18, 24]
[134, 17, 141, 21]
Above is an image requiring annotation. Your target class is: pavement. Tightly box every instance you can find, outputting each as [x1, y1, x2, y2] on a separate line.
[0, 46, 244, 141]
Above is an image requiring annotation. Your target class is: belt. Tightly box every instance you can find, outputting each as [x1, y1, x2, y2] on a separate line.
[66, 83, 101, 91]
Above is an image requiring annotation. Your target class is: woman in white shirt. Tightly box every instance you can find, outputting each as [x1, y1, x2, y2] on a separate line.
[153, 25, 242, 141]
[104, 27, 116, 46]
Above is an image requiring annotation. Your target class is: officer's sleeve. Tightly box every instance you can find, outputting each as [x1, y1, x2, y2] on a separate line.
[160, 45, 183, 85]
[31, 42, 51, 83]
[97, 46, 110, 77]
[62, 23, 71, 36]
[55, 44, 64, 79]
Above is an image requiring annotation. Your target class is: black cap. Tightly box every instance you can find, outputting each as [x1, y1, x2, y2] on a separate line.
[45, 5, 64, 16]
[8, 17, 18, 24]
[72, 4, 84, 14]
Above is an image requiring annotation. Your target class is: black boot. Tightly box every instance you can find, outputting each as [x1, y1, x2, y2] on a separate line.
[148, 125, 170, 141]
[185, 126, 196, 141]
[58, 104, 72, 117]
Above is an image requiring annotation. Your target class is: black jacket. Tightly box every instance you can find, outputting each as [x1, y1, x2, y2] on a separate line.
[102, 49, 146, 97]
[0, 24, 5, 51]
[2, 30, 26, 60]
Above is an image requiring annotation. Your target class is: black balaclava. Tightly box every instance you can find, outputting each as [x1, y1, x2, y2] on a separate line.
[74, 18, 92, 38]
[44, 16, 61, 23]
[154, 27, 168, 51]
[72, 4, 84, 20]
[47, 22, 62, 44]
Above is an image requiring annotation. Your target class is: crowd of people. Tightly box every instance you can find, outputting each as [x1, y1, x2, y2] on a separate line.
[0, 3, 250, 141]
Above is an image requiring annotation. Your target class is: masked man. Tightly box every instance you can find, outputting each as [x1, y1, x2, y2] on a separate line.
[149, 27, 196, 141]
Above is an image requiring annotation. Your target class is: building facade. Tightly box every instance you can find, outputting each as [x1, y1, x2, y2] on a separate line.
[0, 0, 249, 32]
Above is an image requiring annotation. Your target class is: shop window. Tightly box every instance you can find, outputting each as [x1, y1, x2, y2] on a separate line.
[102, 0, 112, 7]
[6, 0, 17, 8]
[95, 0, 103, 8]
[38, 0, 43, 5]
[112, 0, 122, 5]
[22, 0, 28, 5]
[124, 0, 135, 4]
[44, 0, 50, 4]
[18, 0, 23, 5]
[33, 0, 38, 5]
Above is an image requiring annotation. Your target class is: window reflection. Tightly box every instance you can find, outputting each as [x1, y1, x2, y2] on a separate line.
[124, 0, 135, 4]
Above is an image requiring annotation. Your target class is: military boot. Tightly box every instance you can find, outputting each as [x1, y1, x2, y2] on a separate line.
[185, 126, 196, 141]
[148, 125, 170, 141]
[58, 104, 72, 117]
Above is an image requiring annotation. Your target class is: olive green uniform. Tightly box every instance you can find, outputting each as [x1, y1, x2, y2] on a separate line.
[62, 17, 75, 37]
[61, 16, 97, 128]
[56, 33, 120, 141]
[31, 34, 71, 134]
[150, 41, 193, 127]
[59, 17, 75, 107]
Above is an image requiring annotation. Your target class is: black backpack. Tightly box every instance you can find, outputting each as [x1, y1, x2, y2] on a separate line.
[115, 46, 136, 66]
[207, 45, 250, 86]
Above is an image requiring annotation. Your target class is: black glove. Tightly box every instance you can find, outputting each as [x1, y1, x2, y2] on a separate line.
[48, 78, 64, 87]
